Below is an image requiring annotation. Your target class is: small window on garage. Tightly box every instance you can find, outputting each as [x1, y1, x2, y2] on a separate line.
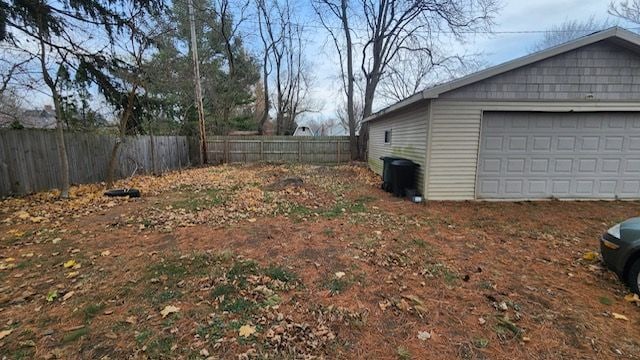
[384, 130, 392, 144]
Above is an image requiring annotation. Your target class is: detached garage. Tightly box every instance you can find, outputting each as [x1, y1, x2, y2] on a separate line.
[366, 27, 640, 200]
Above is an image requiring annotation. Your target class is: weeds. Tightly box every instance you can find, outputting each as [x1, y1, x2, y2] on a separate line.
[264, 265, 298, 283]
[62, 327, 88, 344]
[396, 346, 411, 360]
[83, 303, 105, 322]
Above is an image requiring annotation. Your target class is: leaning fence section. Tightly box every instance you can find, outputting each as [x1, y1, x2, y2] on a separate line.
[205, 136, 352, 164]
[0, 129, 190, 197]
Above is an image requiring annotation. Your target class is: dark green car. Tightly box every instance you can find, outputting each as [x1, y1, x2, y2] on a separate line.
[601, 217, 640, 295]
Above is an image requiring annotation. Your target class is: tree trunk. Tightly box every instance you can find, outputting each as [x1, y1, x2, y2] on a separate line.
[52, 92, 70, 198]
[38, 28, 70, 199]
[258, 72, 269, 134]
[105, 140, 121, 188]
[106, 85, 137, 188]
[341, 0, 357, 160]
[359, 78, 377, 161]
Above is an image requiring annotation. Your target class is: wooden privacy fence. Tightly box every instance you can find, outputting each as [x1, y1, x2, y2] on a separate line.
[0, 129, 190, 197]
[205, 136, 352, 164]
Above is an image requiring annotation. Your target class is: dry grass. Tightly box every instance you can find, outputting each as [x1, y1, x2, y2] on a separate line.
[1, 163, 639, 359]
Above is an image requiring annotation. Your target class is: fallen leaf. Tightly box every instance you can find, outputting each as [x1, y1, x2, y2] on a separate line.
[624, 293, 640, 304]
[247, 218, 257, 223]
[583, 251, 599, 261]
[62, 291, 75, 301]
[63, 260, 77, 268]
[0, 329, 13, 340]
[17, 211, 31, 220]
[66, 271, 79, 279]
[417, 331, 431, 341]
[7, 229, 25, 237]
[334, 271, 346, 279]
[52, 238, 61, 244]
[612, 312, 629, 321]
[100, 250, 111, 257]
[402, 294, 425, 306]
[160, 305, 180, 318]
[239, 324, 256, 338]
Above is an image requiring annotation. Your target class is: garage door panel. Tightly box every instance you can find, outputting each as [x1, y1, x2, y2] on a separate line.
[530, 159, 549, 172]
[621, 180, 640, 195]
[604, 136, 624, 151]
[552, 180, 571, 195]
[477, 112, 640, 199]
[580, 137, 600, 150]
[627, 159, 640, 172]
[533, 136, 552, 151]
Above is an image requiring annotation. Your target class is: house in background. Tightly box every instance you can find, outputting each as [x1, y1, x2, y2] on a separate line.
[293, 125, 315, 136]
[366, 27, 640, 200]
[0, 105, 56, 129]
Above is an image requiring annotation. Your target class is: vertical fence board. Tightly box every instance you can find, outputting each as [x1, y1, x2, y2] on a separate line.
[1, 131, 351, 197]
[205, 136, 353, 165]
[0, 129, 192, 197]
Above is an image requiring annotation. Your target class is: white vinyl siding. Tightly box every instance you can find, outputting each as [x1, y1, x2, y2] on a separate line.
[426, 100, 640, 200]
[368, 103, 428, 193]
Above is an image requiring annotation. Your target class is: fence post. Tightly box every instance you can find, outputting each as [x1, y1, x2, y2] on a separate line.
[260, 140, 264, 162]
[336, 140, 340, 163]
[224, 138, 229, 164]
[298, 139, 302, 162]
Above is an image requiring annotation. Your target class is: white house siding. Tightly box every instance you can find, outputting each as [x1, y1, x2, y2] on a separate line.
[426, 101, 640, 200]
[368, 103, 428, 193]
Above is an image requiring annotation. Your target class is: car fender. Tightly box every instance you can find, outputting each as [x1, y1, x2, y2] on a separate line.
[623, 244, 640, 278]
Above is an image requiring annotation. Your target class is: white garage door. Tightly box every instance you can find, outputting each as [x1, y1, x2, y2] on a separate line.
[477, 111, 640, 199]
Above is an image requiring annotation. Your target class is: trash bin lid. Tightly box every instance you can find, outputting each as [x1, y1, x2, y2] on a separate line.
[390, 159, 415, 167]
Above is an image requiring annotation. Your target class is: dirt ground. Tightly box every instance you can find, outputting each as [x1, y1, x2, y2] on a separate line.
[1, 163, 640, 360]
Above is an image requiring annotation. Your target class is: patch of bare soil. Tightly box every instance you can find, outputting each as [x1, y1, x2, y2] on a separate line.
[1, 163, 639, 359]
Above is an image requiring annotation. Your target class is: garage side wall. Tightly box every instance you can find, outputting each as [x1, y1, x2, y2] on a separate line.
[368, 103, 428, 193]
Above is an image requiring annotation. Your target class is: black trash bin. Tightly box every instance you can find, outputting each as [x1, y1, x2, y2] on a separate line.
[380, 156, 402, 192]
[390, 159, 419, 197]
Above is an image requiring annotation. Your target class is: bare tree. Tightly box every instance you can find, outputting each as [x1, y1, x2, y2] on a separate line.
[314, 0, 497, 159]
[357, 0, 497, 158]
[379, 48, 484, 103]
[36, 27, 71, 198]
[0, 90, 24, 124]
[336, 95, 363, 135]
[610, 0, 640, 24]
[256, 0, 315, 135]
[305, 117, 339, 136]
[532, 16, 613, 51]
[106, 17, 160, 188]
[256, 0, 274, 134]
[313, 0, 358, 159]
